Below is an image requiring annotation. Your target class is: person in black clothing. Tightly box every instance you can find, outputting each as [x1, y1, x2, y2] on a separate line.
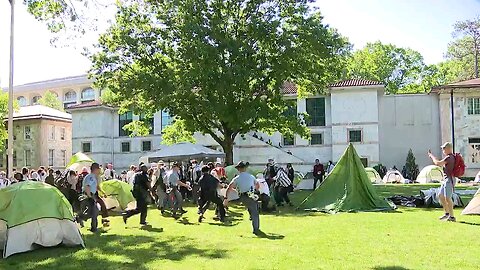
[286, 163, 295, 192]
[123, 164, 151, 226]
[197, 165, 225, 223]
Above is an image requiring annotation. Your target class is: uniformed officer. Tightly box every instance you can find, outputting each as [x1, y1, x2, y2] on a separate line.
[123, 163, 150, 225]
[224, 161, 261, 235]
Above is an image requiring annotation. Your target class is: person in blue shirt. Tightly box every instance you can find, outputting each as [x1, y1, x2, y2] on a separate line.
[77, 163, 101, 232]
[224, 161, 261, 235]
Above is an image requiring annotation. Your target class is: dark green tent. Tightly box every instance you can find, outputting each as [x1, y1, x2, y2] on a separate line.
[298, 144, 394, 213]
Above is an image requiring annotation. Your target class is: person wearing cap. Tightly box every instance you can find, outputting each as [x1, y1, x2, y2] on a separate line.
[78, 163, 101, 232]
[428, 142, 456, 222]
[225, 161, 262, 235]
[198, 165, 225, 223]
[264, 158, 277, 187]
[123, 163, 151, 225]
[164, 162, 191, 218]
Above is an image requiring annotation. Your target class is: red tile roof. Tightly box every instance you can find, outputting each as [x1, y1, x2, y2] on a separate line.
[281, 82, 297, 94]
[329, 79, 383, 88]
[67, 100, 107, 110]
[431, 78, 480, 92]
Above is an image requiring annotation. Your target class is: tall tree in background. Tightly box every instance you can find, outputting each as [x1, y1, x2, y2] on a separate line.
[38, 92, 64, 111]
[404, 149, 419, 180]
[346, 41, 428, 94]
[448, 17, 480, 79]
[90, 0, 349, 164]
[161, 119, 196, 146]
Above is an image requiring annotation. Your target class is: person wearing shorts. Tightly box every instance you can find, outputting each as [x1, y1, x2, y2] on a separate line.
[428, 142, 456, 222]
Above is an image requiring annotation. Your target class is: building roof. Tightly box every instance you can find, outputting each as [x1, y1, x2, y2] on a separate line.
[9, 105, 72, 122]
[432, 78, 480, 91]
[67, 100, 113, 111]
[280, 79, 383, 94]
[3, 75, 92, 94]
[329, 79, 383, 88]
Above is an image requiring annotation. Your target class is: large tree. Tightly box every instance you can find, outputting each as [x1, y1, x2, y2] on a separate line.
[448, 17, 480, 79]
[90, 0, 348, 164]
[346, 41, 428, 94]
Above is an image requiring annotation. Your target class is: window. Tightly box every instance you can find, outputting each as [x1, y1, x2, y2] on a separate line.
[82, 142, 92, 153]
[283, 135, 295, 146]
[283, 101, 297, 117]
[306, 98, 326, 126]
[64, 91, 77, 108]
[48, 149, 54, 167]
[161, 110, 173, 130]
[142, 141, 152, 151]
[349, 129, 363, 143]
[311, 133, 323, 145]
[467, 98, 480, 115]
[60, 127, 66, 140]
[140, 113, 154, 135]
[25, 150, 31, 167]
[81, 88, 95, 102]
[119, 112, 133, 137]
[60, 150, 66, 166]
[31, 95, 42, 105]
[17, 96, 27, 107]
[24, 126, 32, 140]
[468, 138, 480, 163]
[121, 142, 131, 153]
[48, 125, 55, 141]
[13, 151, 17, 167]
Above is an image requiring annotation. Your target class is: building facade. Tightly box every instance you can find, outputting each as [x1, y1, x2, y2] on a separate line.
[1, 105, 72, 171]
[7, 75, 480, 177]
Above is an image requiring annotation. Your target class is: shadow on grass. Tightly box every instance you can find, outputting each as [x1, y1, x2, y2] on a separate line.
[458, 221, 480, 226]
[372, 267, 410, 270]
[177, 217, 198, 226]
[255, 231, 285, 240]
[1, 234, 229, 270]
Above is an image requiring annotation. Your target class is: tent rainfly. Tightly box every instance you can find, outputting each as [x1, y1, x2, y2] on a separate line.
[462, 188, 480, 215]
[139, 142, 225, 163]
[101, 180, 136, 211]
[416, 165, 444, 184]
[0, 181, 84, 258]
[365, 167, 382, 183]
[297, 144, 394, 213]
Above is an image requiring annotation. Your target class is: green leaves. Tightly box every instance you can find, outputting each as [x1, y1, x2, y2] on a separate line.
[89, 0, 348, 161]
[161, 118, 196, 146]
[37, 91, 64, 111]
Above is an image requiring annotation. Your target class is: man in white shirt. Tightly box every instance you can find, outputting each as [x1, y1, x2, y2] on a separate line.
[126, 165, 136, 185]
[103, 163, 116, 180]
[0, 171, 9, 189]
[256, 174, 274, 212]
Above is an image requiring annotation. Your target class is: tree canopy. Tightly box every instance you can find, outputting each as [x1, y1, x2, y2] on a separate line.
[346, 41, 429, 94]
[38, 91, 64, 111]
[448, 17, 480, 78]
[161, 119, 196, 146]
[91, 0, 349, 163]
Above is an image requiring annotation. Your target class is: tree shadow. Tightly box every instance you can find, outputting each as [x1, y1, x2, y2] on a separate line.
[458, 221, 480, 226]
[1, 234, 229, 270]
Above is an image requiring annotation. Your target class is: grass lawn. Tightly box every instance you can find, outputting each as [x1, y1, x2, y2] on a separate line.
[2, 184, 480, 270]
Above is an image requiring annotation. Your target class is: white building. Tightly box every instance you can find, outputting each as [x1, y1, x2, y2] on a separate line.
[7, 75, 479, 177]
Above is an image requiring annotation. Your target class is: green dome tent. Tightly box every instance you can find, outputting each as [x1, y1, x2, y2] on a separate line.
[100, 180, 136, 211]
[67, 152, 95, 172]
[0, 181, 84, 258]
[365, 167, 382, 183]
[297, 144, 394, 213]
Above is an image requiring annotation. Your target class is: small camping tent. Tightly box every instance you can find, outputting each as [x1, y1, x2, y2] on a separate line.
[416, 165, 444, 184]
[365, 167, 381, 183]
[383, 170, 405, 183]
[67, 152, 94, 172]
[100, 180, 136, 211]
[0, 181, 84, 258]
[462, 188, 480, 215]
[297, 144, 394, 212]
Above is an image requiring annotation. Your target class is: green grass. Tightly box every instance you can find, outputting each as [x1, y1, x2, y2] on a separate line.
[2, 184, 480, 270]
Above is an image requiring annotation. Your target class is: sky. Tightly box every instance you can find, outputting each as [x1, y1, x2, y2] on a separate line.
[0, 0, 479, 86]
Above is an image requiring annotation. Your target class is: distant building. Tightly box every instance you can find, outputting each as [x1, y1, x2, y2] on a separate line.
[6, 75, 480, 177]
[1, 105, 72, 171]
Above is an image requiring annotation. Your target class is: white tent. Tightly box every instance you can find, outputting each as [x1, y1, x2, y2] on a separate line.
[382, 170, 405, 184]
[416, 165, 444, 184]
[139, 142, 225, 163]
[462, 188, 480, 215]
[365, 167, 382, 183]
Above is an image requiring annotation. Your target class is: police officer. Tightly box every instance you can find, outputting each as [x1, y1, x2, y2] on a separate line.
[224, 161, 261, 235]
[123, 163, 150, 225]
[198, 165, 225, 223]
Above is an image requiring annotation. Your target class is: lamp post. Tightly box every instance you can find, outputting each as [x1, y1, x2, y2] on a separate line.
[7, 0, 15, 178]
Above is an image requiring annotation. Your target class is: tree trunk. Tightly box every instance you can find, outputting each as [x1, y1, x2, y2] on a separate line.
[221, 137, 234, 165]
[475, 48, 479, 78]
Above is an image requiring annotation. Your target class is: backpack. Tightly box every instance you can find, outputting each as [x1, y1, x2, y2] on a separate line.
[452, 153, 466, 178]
